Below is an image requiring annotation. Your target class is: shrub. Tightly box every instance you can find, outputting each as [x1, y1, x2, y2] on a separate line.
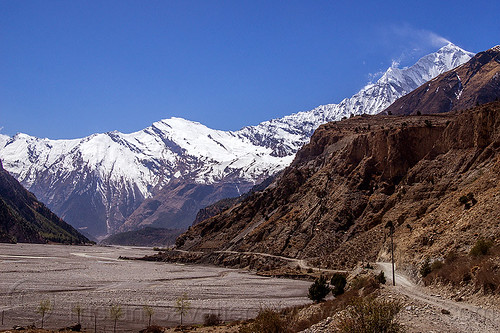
[337, 297, 404, 333]
[308, 275, 331, 302]
[331, 273, 347, 296]
[475, 262, 500, 294]
[420, 258, 432, 277]
[431, 260, 444, 271]
[143, 326, 164, 333]
[470, 239, 494, 257]
[203, 313, 221, 326]
[376, 271, 386, 284]
[350, 276, 380, 295]
[239, 307, 286, 333]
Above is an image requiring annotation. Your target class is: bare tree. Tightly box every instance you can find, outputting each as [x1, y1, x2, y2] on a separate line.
[37, 300, 52, 328]
[143, 305, 154, 327]
[110, 304, 123, 333]
[174, 293, 191, 326]
[72, 303, 83, 324]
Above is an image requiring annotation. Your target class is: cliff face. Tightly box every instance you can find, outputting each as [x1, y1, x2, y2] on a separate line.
[0, 160, 90, 244]
[177, 102, 500, 269]
[385, 46, 500, 116]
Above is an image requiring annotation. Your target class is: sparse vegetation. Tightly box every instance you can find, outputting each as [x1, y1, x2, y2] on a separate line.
[308, 275, 331, 302]
[331, 273, 347, 296]
[143, 305, 155, 327]
[469, 238, 493, 257]
[376, 271, 386, 284]
[239, 306, 287, 333]
[203, 313, 222, 326]
[424, 245, 500, 294]
[72, 303, 83, 325]
[337, 297, 404, 333]
[37, 299, 52, 328]
[110, 304, 123, 333]
[459, 192, 477, 209]
[175, 292, 191, 326]
[420, 257, 432, 277]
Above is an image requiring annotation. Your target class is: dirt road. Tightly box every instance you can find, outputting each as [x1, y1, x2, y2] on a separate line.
[376, 262, 500, 333]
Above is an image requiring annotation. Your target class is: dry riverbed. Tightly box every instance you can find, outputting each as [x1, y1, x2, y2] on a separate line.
[0, 244, 311, 332]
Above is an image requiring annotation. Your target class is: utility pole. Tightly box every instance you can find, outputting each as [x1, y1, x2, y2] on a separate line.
[385, 221, 396, 286]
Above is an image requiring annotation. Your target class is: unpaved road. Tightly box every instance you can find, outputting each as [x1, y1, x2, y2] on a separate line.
[376, 262, 500, 333]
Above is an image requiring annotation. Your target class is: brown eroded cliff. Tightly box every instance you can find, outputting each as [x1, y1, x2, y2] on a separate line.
[176, 102, 500, 270]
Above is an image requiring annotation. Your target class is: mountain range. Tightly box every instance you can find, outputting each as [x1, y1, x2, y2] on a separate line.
[175, 47, 500, 269]
[0, 43, 474, 239]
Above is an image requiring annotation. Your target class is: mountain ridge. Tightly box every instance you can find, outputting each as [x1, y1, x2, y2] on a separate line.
[0, 159, 90, 244]
[0, 43, 474, 238]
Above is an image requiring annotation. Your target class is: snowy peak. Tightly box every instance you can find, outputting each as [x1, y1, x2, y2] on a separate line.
[0, 43, 475, 238]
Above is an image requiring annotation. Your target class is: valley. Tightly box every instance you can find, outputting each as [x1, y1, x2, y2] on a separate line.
[0, 244, 310, 332]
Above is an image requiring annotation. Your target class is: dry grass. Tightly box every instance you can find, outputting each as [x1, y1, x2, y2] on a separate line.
[423, 243, 500, 294]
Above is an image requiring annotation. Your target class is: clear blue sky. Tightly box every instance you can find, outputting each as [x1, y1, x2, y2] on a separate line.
[1, 0, 499, 139]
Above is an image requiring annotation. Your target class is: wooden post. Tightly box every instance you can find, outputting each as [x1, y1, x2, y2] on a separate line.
[2, 310, 4, 325]
[385, 221, 396, 286]
[391, 226, 395, 286]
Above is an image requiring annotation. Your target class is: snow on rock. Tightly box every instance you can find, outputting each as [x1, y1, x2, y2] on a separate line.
[0, 43, 474, 237]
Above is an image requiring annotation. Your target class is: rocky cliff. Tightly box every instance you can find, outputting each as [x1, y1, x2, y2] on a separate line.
[176, 102, 500, 269]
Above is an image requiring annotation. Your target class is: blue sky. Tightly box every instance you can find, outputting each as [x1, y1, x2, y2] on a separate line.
[1, 0, 499, 139]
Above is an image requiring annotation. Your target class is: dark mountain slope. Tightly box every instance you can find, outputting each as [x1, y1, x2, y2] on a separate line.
[176, 102, 500, 269]
[0, 160, 90, 244]
[385, 45, 500, 116]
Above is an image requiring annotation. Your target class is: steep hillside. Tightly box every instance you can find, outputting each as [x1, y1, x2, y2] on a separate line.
[385, 45, 500, 115]
[0, 160, 90, 244]
[0, 44, 473, 238]
[100, 227, 182, 247]
[177, 102, 500, 270]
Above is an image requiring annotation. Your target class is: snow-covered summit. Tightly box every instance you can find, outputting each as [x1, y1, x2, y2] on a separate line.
[238, 43, 474, 156]
[0, 43, 474, 237]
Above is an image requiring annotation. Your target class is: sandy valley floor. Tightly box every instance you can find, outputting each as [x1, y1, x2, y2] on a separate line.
[0, 244, 310, 332]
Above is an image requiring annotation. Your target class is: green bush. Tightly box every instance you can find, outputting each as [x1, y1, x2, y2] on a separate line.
[337, 297, 404, 333]
[469, 239, 494, 257]
[331, 273, 347, 296]
[308, 275, 331, 303]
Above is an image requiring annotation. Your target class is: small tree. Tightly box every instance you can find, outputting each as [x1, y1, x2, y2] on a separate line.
[143, 305, 154, 327]
[377, 271, 387, 284]
[110, 304, 123, 333]
[308, 275, 331, 302]
[331, 273, 347, 296]
[420, 257, 432, 277]
[72, 303, 83, 325]
[37, 300, 52, 328]
[175, 293, 191, 326]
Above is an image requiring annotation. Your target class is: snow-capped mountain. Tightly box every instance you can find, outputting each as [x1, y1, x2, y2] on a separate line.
[0, 43, 474, 238]
[239, 43, 474, 156]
